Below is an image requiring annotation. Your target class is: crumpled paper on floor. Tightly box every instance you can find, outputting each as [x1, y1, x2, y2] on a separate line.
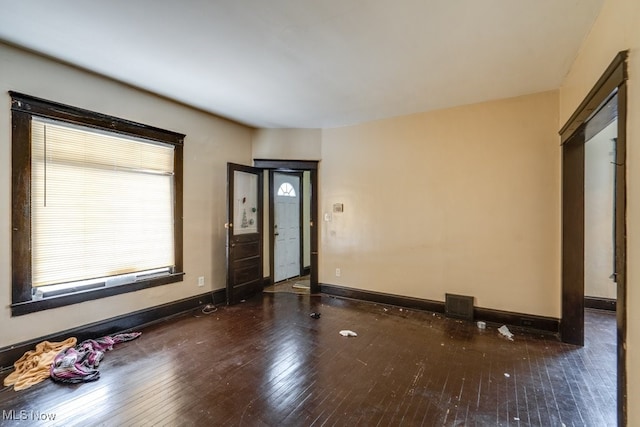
[498, 325, 514, 341]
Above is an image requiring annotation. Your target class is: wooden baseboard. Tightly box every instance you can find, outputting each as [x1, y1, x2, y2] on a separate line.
[320, 283, 444, 313]
[474, 306, 559, 333]
[585, 296, 617, 311]
[0, 289, 225, 371]
[320, 283, 559, 334]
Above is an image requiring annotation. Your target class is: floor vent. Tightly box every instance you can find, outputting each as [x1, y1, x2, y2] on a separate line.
[445, 293, 474, 321]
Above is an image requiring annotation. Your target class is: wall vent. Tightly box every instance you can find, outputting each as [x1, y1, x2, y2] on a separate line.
[445, 293, 474, 321]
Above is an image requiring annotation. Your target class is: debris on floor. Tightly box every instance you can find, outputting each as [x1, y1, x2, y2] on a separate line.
[476, 321, 486, 329]
[3, 337, 77, 391]
[4, 332, 143, 391]
[339, 330, 358, 337]
[310, 312, 321, 319]
[498, 325, 514, 341]
[504, 373, 511, 378]
[51, 332, 142, 384]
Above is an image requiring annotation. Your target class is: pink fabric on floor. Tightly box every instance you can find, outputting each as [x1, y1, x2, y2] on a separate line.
[50, 332, 141, 384]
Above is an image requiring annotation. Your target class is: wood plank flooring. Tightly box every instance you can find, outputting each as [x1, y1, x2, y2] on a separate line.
[263, 275, 310, 295]
[0, 294, 616, 426]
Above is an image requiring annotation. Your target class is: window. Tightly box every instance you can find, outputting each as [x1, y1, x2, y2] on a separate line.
[11, 92, 185, 316]
[277, 182, 296, 197]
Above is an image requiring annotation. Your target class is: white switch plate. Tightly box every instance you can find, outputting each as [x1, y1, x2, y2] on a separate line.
[335, 268, 341, 277]
[198, 276, 205, 286]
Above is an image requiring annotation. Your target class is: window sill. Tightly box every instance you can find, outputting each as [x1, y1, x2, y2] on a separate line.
[10, 272, 185, 316]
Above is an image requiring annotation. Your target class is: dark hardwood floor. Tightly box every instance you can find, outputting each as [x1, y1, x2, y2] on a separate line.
[0, 294, 616, 426]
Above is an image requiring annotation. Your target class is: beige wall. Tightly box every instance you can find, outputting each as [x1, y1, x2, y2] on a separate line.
[0, 43, 253, 347]
[252, 128, 321, 160]
[320, 91, 560, 317]
[252, 96, 561, 318]
[559, 0, 640, 423]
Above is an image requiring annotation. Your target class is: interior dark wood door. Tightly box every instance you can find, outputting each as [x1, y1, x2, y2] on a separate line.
[226, 163, 263, 305]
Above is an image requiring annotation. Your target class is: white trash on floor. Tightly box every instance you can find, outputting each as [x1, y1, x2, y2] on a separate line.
[498, 325, 514, 341]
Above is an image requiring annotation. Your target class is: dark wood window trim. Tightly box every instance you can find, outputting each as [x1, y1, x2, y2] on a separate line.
[10, 91, 185, 316]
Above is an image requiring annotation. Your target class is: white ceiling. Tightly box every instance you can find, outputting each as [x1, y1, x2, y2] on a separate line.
[0, 0, 603, 129]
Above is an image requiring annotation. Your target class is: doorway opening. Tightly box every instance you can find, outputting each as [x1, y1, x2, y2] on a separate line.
[584, 95, 618, 311]
[559, 51, 627, 425]
[254, 160, 319, 294]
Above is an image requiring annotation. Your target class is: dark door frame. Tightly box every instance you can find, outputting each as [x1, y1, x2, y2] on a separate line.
[254, 160, 320, 294]
[271, 170, 305, 281]
[559, 50, 627, 426]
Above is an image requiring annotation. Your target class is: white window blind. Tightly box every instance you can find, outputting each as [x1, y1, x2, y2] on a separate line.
[31, 118, 175, 288]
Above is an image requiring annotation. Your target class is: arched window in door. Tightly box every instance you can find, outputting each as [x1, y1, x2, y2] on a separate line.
[277, 182, 296, 197]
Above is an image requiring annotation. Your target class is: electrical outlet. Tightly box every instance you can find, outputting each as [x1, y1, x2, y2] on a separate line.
[198, 276, 205, 287]
[335, 268, 341, 277]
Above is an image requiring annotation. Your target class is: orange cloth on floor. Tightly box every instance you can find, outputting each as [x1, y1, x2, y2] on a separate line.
[3, 337, 77, 391]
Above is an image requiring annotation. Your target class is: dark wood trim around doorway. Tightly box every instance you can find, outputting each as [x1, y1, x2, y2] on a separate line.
[559, 52, 628, 143]
[254, 159, 318, 171]
[615, 80, 628, 427]
[559, 50, 627, 427]
[254, 160, 320, 294]
[269, 170, 305, 283]
[561, 128, 586, 346]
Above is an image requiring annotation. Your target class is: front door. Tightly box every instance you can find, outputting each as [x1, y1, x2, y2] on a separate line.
[274, 172, 301, 282]
[226, 163, 263, 304]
